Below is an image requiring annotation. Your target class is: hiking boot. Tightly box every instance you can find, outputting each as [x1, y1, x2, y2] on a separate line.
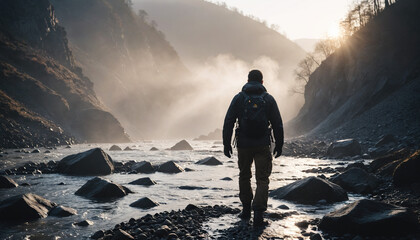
[238, 205, 251, 220]
[253, 211, 268, 227]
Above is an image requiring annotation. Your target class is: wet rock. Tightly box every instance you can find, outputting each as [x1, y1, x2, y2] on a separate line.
[58, 148, 114, 176]
[124, 146, 133, 151]
[31, 149, 40, 153]
[131, 161, 155, 173]
[0, 175, 18, 188]
[75, 177, 132, 200]
[75, 220, 93, 226]
[185, 204, 199, 211]
[112, 229, 134, 240]
[157, 161, 184, 173]
[326, 139, 361, 158]
[0, 193, 56, 224]
[221, 177, 233, 181]
[393, 150, 420, 186]
[44, 150, 51, 153]
[129, 177, 156, 186]
[269, 177, 348, 204]
[369, 148, 411, 172]
[130, 197, 159, 209]
[195, 156, 223, 165]
[330, 168, 380, 194]
[319, 199, 419, 235]
[277, 204, 289, 210]
[170, 140, 193, 150]
[109, 145, 122, 151]
[155, 225, 170, 237]
[150, 147, 158, 151]
[184, 168, 195, 172]
[375, 134, 397, 147]
[49, 205, 77, 217]
[310, 233, 323, 240]
[296, 220, 309, 229]
[91, 230, 105, 239]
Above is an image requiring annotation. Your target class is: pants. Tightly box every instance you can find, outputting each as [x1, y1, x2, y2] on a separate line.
[237, 146, 272, 212]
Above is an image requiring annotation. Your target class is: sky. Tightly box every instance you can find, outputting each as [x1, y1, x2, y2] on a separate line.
[206, 0, 354, 40]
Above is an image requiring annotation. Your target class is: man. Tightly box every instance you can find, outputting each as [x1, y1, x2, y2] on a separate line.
[223, 69, 284, 227]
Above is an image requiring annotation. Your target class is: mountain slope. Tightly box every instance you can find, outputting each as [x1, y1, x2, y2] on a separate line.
[0, 0, 130, 148]
[133, 0, 305, 68]
[51, 0, 192, 139]
[289, 0, 420, 144]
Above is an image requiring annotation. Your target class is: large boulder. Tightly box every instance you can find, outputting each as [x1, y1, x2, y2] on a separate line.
[330, 168, 380, 194]
[109, 145, 122, 151]
[58, 148, 114, 176]
[49, 205, 77, 217]
[269, 177, 348, 204]
[75, 177, 132, 200]
[0, 193, 56, 224]
[129, 177, 156, 186]
[129, 197, 159, 209]
[157, 161, 184, 173]
[393, 150, 420, 186]
[0, 176, 18, 188]
[170, 140, 193, 150]
[369, 148, 411, 172]
[319, 199, 419, 235]
[196, 156, 223, 166]
[326, 139, 361, 158]
[131, 161, 155, 173]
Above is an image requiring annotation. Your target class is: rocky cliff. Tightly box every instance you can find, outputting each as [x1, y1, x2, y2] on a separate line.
[289, 0, 420, 145]
[0, 0, 130, 148]
[51, 0, 192, 139]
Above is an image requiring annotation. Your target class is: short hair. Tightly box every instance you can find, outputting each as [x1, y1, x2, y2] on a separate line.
[248, 69, 263, 83]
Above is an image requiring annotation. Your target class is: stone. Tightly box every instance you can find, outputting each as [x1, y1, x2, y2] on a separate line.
[269, 177, 348, 204]
[150, 147, 159, 151]
[57, 148, 114, 176]
[369, 148, 411, 172]
[124, 146, 133, 151]
[277, 204, 289, 210]
[221, 177, 233, 181]
[330, 168, 380, 194]
[109, 145, 122, 151]
[91, 230, 105, 239]
[112, 229, 134, 240]
[131, 161, 155, 173]
[185, 204, 199, 211]
[310, 233, 323, 240]
[375, 134, 397, 147]
[0, 175, 18, 188]
[75, 177, 132, 200]
[129, 177, 156, 186]
[326, 139, 361, 158]
[31, 149, 40, 153]
[130, 197, 159, 209]
[0, 193, 56, 224]
[195, 156, 223, 165]
[49, 205, 77, 217]
[393, 150, 420, 186]
[75, 220, 93, 226]
[157, 161, 184, 173]
[319, 199, 419, 235]
[170, 140, 193, 150]
[155, 225, 170, 237]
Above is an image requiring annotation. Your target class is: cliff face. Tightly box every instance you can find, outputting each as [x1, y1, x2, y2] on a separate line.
[0, 0, 130, 148]
[51, 0, 192, 139]
[290, 0, 420, 142]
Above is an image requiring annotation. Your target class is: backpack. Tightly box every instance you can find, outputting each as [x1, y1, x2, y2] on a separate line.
[239, 92, 269, 138]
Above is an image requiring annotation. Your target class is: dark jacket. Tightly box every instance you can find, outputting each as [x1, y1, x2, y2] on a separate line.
[223, 81, 284, 148]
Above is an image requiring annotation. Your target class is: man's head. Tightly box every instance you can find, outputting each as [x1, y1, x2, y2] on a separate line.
[248, 69, 263, 83]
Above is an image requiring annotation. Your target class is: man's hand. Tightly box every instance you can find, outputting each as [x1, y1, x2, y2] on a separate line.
[224, 145, 233, 158]
[273, 144, 282, 158]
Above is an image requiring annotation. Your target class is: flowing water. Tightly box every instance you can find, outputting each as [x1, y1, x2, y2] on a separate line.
[0, 141, 367, 239]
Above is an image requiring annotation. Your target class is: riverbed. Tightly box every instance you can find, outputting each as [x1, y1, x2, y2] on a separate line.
[0, 140, 367, 239]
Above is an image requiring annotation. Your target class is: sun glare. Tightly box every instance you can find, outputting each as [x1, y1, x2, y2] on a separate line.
[327, 23, 342, 38]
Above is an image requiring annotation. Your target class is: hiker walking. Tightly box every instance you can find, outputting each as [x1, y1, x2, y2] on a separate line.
[223, 69, 284, 227]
